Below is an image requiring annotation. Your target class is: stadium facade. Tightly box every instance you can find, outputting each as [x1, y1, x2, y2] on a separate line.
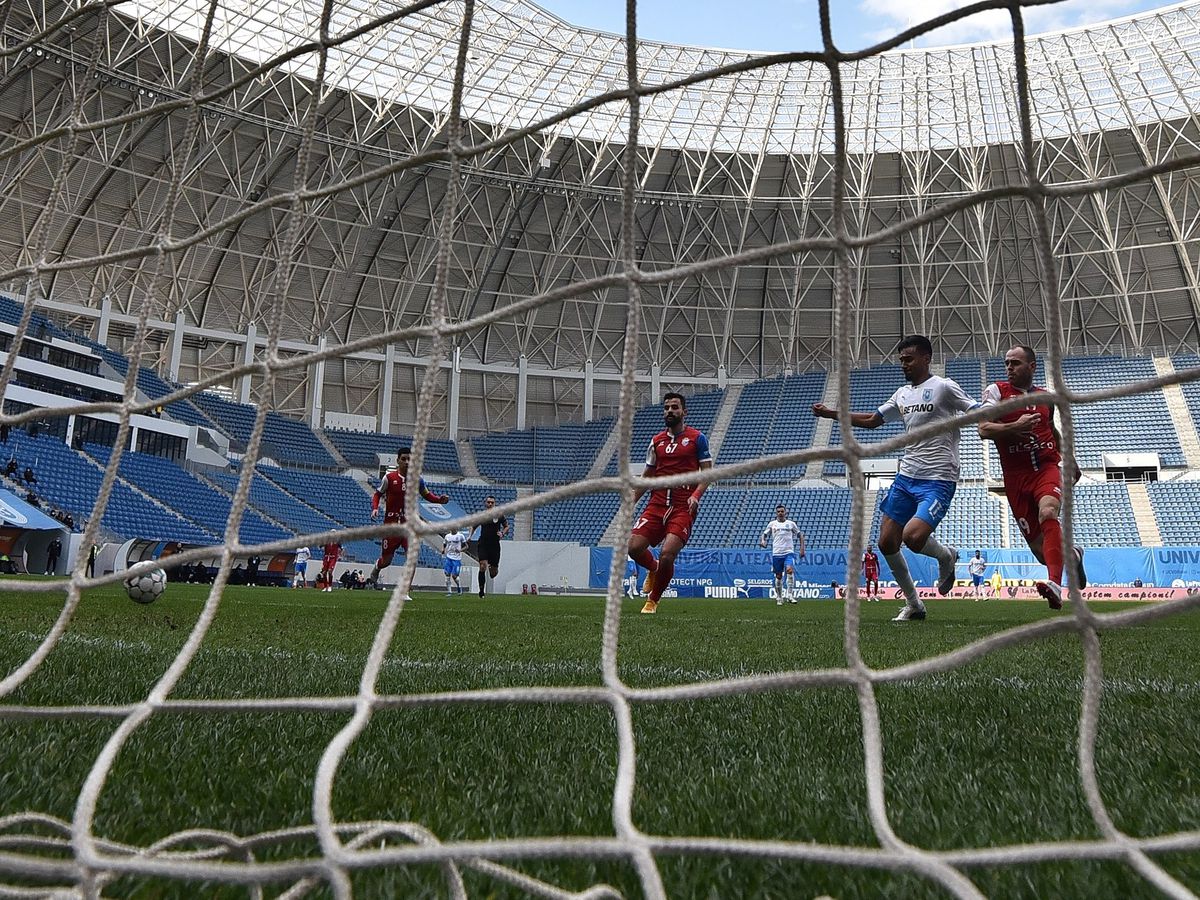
[1, 0, 1199, 436]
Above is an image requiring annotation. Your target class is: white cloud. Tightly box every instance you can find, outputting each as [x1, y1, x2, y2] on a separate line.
[857, 0, 1150, 48]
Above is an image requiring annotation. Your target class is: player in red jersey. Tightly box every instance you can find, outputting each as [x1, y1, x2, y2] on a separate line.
[318, 540, 341, 592]
[979, 345, 1087, 610]
[862, 543, 880, 601]
[367, 447, 449, 586]
[627, 392, 713, 614]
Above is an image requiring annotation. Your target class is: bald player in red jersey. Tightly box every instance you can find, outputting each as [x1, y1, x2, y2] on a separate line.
[627, 392, 714, 614]
[368, 446, 449, 586]
[979, 345, 1086, 610]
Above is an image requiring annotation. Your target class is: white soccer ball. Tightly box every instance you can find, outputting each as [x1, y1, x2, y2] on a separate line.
[124, 567, 167, 604]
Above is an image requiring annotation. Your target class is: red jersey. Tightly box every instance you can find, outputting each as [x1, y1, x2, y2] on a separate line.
[372, 471, 448, 520]
[982, 381, 1061, 474]
[862, 551, 879, 578]
[643, 426, 712, 507]
[322, 542, 341, 565]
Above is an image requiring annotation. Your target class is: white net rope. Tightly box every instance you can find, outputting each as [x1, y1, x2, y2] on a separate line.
[0, 0, 1199, 897]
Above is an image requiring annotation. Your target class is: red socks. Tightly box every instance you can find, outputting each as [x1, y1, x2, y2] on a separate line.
[651, 556, 675, 602]
[631, 548, 658, 572]
[1042, 518, 1065, 585]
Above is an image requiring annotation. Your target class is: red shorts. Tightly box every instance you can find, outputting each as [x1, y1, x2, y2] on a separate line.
[1005, 466, 1063, 543]
[380, 515, 409, 560]
[321, 555, 338, 572]
[864, 568, 879, 581]
[632, 501, 695, 547]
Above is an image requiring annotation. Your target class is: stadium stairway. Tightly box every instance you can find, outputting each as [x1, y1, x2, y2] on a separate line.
[586, 422, 624, 480]
[457, 439, 481, 478]
[806, 373, 842, 478]
[194, 471, 300, 541]
[1155, 357, 1200, 468]
[314, 430, 349, 469]
[1126, 481, 1164, 546]
[514, 487, 534, 541]
[706, 382, 744, 461]
[860, 488, 878, 549]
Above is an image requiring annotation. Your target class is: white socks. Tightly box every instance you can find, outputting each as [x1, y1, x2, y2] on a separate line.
[884, 551, 918, 604]
[920, 534, 955, 565]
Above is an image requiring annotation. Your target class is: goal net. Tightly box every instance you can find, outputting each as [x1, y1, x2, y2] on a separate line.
[1, 0, 1199, 897]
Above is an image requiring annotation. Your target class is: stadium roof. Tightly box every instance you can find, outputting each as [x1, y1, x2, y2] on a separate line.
[1, 1, 1200, 429]
[124, 0, 1200, 153]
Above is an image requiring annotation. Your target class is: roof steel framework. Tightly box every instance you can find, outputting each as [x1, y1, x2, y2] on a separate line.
[0, 0, 1199, 432]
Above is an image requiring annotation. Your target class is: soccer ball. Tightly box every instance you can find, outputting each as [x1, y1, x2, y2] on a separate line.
[124, 568, 167, 604]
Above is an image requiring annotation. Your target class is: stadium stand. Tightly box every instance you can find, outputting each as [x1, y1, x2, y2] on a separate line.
[685, 489, 745, 548]
[418, 545, 444, 569]
[4, 288, 1198, 560]
[202, 468, 343, 543]
[191, 391, 257, 444]
[530, 419, 615, 484]
[937, 486, 1004, 550]
[677, 487, 857, 549]
[867, 484, 1004, 552]
[324, 428, 461, 474]
[191, 392, 337, 468]
[823, 363, 910, 476]
[725, 487, 855, 548]
[0, 294, 76, 344]
[472, 429, 535, 483]
[430, 483, 518, 529]
[260, 467, 376, 527]
[1174, 353, 1200, 440]
[83, 444, 291, 546]
[134, 369, 214, 429]
[532, 493, 621, 544]
[472, 419, 613, 485]
[1146, 480, 1200, 546]
[719, 374, 826, 482]
[3, 430, 213, 544]
[263, 411, 338, 468]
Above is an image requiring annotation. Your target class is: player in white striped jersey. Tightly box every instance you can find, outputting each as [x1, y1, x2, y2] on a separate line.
[760, 505, 805, 604]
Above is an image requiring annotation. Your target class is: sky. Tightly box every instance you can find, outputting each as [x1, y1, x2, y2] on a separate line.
[535, 0, 1177, 53]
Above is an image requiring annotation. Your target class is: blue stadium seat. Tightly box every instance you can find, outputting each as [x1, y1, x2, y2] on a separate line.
[83, 444, 291, 545]
[532, 492, 620, 544]
[823, 363, 910, 476]
[2, 431, 214, 544]
[324, 429, 461, 474]
[719, 374, 826, 482]
[1146, 480, 1200, 546]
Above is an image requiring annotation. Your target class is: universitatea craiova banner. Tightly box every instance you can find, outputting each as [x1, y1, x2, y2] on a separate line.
[589, 546, 1200, 600]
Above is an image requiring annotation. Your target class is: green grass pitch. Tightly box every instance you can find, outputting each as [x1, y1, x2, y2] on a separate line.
[1, 583, 1198, 898]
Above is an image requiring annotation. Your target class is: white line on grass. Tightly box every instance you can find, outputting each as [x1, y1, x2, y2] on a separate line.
[3, 630, 1200, 698]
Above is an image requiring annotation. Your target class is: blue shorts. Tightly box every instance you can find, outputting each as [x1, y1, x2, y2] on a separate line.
[879, 474, 956, 530]
[972, 574, 984, 587]
[772, 553, 795, 576]
[443, 558, 461, 577]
